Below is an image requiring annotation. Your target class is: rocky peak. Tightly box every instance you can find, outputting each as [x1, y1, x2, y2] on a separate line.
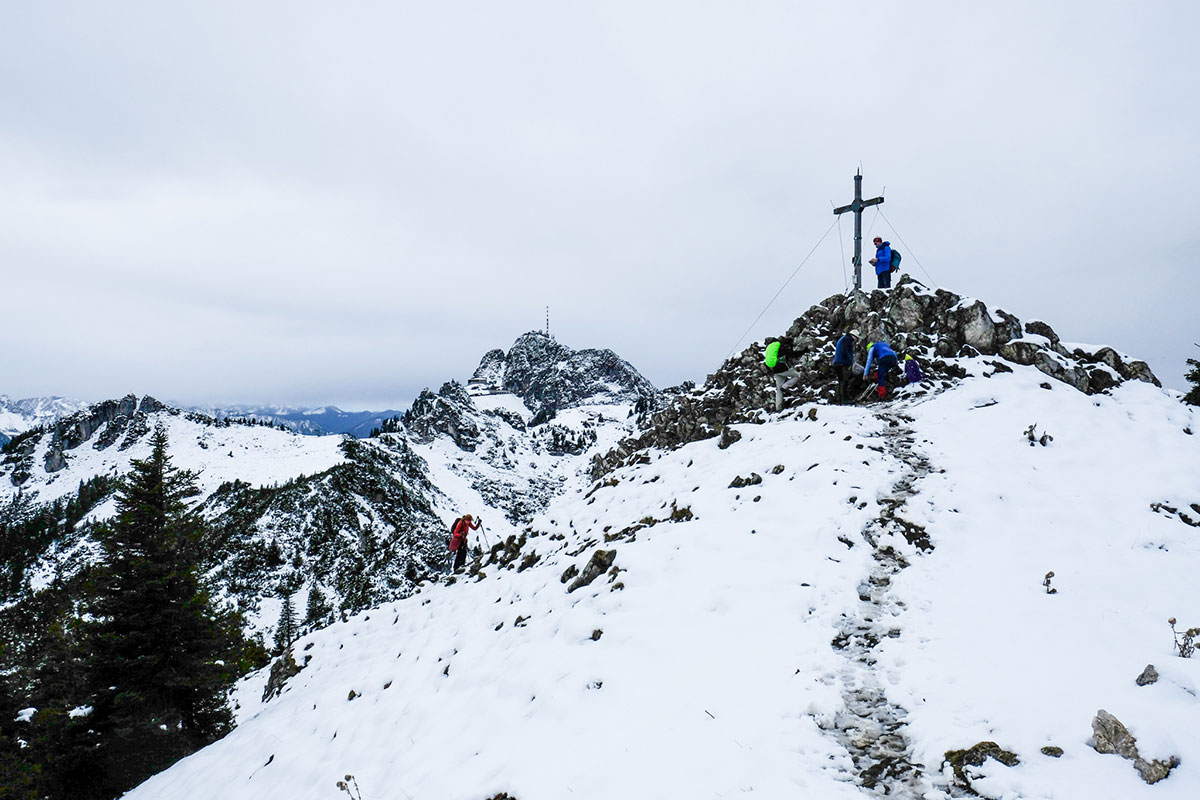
[472, 331, 659, 414]
[592, 276, 1160, 477]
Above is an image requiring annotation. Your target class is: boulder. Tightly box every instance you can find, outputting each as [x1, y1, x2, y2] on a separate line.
[1025, 319, 1060, 344]
[991, 309, 1023, 344]
[954, 301, 999, 353]
[567, 549, 616, 593]
[1000, 340, 1042, 366]
[887, 285, 927, 332]
[1090, 709, 1180, 785]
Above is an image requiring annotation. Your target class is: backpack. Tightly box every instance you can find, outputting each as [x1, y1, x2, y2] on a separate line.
[448, 517, 465, 551]
[890, 248, 902, 272]
[764, 340, 781, 369]
[904, 358, 923, 384]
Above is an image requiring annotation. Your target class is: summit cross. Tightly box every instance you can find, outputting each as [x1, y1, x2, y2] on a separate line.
[833, 169, 885, 291]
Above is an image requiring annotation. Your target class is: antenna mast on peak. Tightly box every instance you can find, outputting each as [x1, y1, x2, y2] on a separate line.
[546, 306, 551, 339]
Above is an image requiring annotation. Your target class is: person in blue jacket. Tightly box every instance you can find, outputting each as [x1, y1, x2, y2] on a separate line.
[864, 340, 899, 399]
[832, 328, 860, 404]
[869, 237, 893, 289]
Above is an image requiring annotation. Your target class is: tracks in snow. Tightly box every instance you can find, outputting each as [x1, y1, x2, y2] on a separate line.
[823, 408, 940, 797]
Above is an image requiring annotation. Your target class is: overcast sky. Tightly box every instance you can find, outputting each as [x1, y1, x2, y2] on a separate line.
[2, 1, 1197, 410]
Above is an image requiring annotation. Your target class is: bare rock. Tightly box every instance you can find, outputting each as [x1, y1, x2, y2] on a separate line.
[886, 285, 926, 331]
[1135, 665, 1159, 687]
[955, 301, 999, 353]
[1025, 319, 1060, 344]
[943, 741, 1020, 791]
[1090, 709, 1180, 784]
[999, 340, 1042, 366]
[718, 426, 742, 449]
[263, 649, 305, 702]
[567, 549, 616, 593]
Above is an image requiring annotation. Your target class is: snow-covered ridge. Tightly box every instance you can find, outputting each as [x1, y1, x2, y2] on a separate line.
[1, 333, 653, 637]
[0, 396, 346, 507]
[125, 365, 1200, 800]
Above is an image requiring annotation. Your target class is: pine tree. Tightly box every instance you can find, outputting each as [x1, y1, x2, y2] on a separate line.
[304, 583, 332, 628]
[77, 424, 252, 798]
[1184, 357, 1200, 406]
[273, 591, 296, 653]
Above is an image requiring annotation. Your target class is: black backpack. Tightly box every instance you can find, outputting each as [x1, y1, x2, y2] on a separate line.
[890, 249, 902, 272]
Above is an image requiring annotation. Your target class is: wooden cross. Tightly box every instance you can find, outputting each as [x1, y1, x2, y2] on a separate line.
[833, 169, 885, 291]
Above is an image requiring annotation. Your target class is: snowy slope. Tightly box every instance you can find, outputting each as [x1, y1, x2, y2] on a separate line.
[0, 407, 346, 509]
[124, 364, 1200, 799]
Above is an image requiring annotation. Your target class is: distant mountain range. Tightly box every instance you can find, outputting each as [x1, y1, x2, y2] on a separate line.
[0, 394, 407, 443]
[0, 395, 89, 446]
[184, 404, 408, 438]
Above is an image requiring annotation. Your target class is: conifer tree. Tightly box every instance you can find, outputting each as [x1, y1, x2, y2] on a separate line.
[1184, 356, 1200, 406]
[77, 424, 252, 798]
[273, 591, 297, 653]
[304, 583, 332, 628]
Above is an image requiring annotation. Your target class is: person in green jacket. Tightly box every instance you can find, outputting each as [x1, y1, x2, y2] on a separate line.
[765, 338, 802, 412]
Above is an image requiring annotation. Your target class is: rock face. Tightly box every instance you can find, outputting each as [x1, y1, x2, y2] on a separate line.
[403, 382, 483, 451]
[470, 331, 660, 415]
[592, 277, 1159, 478]
[2, 395, 183, 483]
[1091, 709, 1180, 784]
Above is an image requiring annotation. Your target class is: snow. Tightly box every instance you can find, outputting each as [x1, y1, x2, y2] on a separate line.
[0, 412, 348, 508]
[117, 366, 1200, 798]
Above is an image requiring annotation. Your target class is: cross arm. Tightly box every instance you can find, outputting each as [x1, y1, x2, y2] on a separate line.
[832, 196, 884, 215]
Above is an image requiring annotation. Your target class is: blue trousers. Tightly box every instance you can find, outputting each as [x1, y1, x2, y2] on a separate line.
[876, 354, 898, 386]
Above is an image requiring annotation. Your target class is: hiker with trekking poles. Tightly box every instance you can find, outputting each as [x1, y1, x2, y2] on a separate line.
[448, 513, 487, 572]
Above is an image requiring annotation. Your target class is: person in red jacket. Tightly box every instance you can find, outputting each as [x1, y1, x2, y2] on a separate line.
[449, 514, 482, 571]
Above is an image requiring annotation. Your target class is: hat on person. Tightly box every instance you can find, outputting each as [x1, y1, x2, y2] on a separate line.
[904, 354, 912, 361]
[463, 514, 473, 521]
[873, 236, 883, 243]
[850, 329, 860, 337]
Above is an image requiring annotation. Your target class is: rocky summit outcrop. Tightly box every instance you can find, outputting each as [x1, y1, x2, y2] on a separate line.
[3, 394, 178, 482]
[592, 276, 1158, 478]
[403, 382, 484, 451]
[470, 331, 660, 415]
